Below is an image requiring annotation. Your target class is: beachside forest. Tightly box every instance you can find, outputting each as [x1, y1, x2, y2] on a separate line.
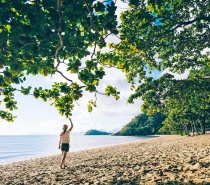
[0, 0, 209, 134]
[115, 113, 166, 136]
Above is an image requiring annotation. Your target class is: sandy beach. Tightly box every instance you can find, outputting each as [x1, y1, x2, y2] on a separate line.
[0, 135, 210, 185]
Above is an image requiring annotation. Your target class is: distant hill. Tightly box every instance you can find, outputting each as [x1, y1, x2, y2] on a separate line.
[115, 113, 166, 136]
[85, 129, 111, 135]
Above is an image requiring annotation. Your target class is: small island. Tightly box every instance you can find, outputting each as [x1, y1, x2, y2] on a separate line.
[85, 129, 111, 135]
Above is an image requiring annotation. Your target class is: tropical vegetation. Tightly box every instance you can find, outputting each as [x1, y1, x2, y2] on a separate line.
[0, 0, 209, 135]
[85, 129, 111, 135]
[115, 113, 166, 136]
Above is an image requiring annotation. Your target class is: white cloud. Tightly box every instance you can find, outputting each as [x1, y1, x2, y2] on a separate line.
[201, 47, 210, 55]
[105, 34, 121, 45]
[160, 68, 190, 80]
[115, 0, 130, 25]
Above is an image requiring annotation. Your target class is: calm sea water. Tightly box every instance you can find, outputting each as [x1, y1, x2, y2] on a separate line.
[0, 133, 157, 164]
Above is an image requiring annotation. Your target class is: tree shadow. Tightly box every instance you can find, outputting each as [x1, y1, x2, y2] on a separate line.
[157, 182, 210, 185]
[107, 180, 210, 185]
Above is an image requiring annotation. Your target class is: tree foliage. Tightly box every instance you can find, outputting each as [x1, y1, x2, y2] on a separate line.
[115, 113, 166, 136]
[0, 0, 210, 131]
[116, 0, 210, 134]
[85, 129, 111, 135]
[0, 0, 120, 121]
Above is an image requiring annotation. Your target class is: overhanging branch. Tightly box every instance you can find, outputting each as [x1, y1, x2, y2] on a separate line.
[56, 70, 73, 83]
[55, 0, 64, 70]
[164, 16, 210, 35]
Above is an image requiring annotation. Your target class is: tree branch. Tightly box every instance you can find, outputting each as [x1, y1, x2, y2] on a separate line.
[75, 100, 80, 106]
[164, 16, 210, 35]
[19, 34, 56, 49]
[0, 88, 34, 96]
[55, 0, 64, 70]
[95, 90, 106, 96]
[91, 42, 97, 59]
[56, 70, 73, 83]
[201, 76, 210, 80]
[84, 0, 100, 33]
[94, 91, 97, 104]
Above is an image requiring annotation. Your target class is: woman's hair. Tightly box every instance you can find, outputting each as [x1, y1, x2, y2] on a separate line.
[62, 124, 68, 134]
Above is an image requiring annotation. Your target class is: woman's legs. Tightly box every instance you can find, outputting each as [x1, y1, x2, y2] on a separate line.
[60, 151, 68, 168]
[60, 150, 64, 168]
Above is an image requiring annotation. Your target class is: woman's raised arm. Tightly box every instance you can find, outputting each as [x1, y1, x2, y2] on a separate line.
[68, 117, 74, 131]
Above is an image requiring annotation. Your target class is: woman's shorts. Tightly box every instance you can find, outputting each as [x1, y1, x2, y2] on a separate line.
[61, 143, 70, 152]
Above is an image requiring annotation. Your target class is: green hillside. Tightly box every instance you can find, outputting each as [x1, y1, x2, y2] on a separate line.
[115, 113, 166, 136]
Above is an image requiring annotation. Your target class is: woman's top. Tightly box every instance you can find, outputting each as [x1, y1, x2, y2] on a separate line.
[60, 130, 71, 144]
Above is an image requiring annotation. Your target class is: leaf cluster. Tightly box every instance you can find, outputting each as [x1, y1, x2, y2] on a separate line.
[0, 0, 120, 121]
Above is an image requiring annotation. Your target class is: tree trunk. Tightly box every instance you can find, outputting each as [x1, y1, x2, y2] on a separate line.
[191, 123, 194, 136]
[180, 123, 183, 136]
[182, 123, 189, 136]
[199, 119, 203, 134]
[202, 116, 206, 134]
[194, 120, 199, 135]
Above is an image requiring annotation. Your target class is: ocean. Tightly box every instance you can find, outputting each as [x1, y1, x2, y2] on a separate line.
[0, 133, 157, 164]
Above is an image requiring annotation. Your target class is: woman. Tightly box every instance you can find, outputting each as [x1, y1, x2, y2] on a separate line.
[58, 117, 73, 169]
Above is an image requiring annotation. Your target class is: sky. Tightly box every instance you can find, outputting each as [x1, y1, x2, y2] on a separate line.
[0, 68, 145, 135]
[0, 1, 190, 135]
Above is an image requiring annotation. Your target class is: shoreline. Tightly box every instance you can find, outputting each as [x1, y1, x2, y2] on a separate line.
[0, 135, 159, 165]
[1, 134, 210, 184]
